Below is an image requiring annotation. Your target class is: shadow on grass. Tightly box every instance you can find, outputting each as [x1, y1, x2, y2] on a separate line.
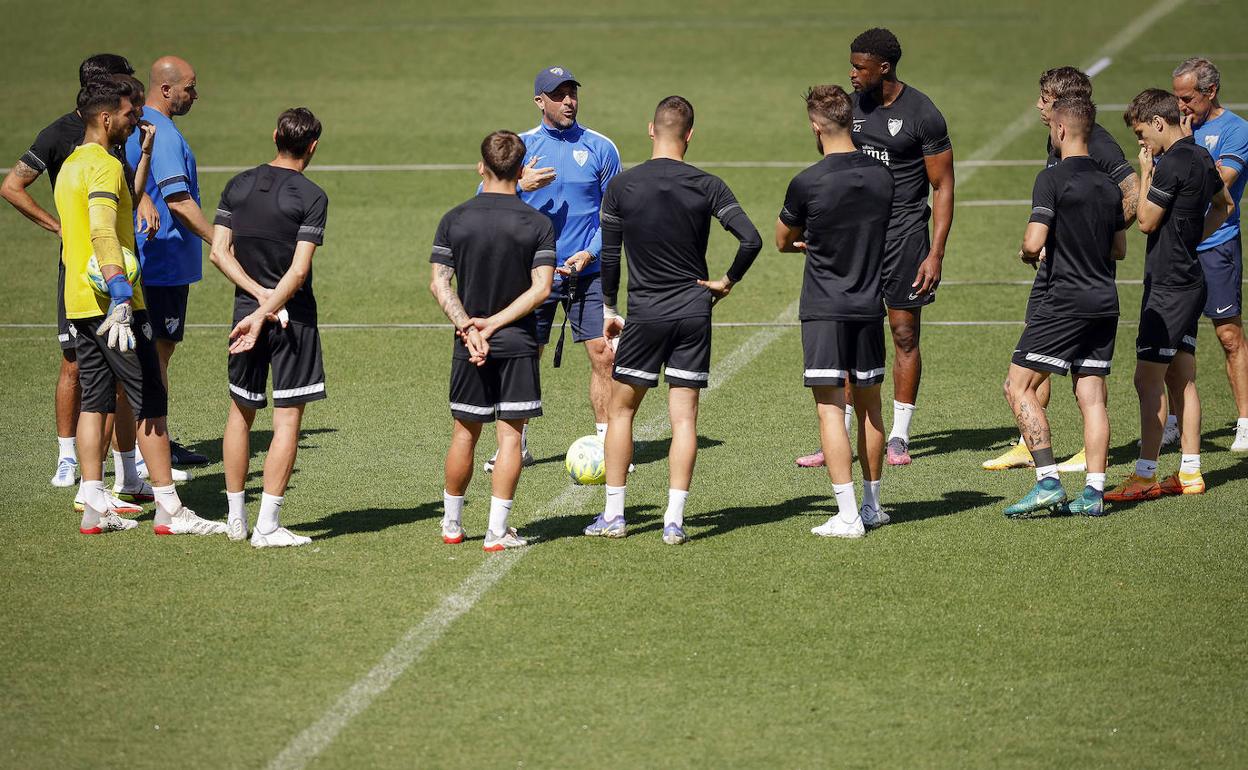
[887, 490, 1005, 523]
[688, 494, 824, 539]
[1107, 427, 1236, 467]
[524, 503, 660, 542]
[908, 426, 1021, 459]
[298, 501, 443, 540]
[524, 434, 724, 471]
[171, 427, 338, 465]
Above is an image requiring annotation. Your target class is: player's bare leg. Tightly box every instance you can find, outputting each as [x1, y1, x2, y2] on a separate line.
[52, 353, 81, 486]
[1106, 361, 1171, 504]
[1003, 365, 1066, 517]
[247, 404, 312, 547]
[1063, 373, 1110, 516]
[74, 411, 131, 533]
[811, 385, 863, 537]
[441, 418, 482, 543]
[586, 336, 614, 427]
[588, 380, 645, 539]
[853, 382, 888, 527]
[662, 386, 700, 543]
[886, 306, 921, 465]
[483, 418, 529, 551]
[223, 400, 255, 539]
[1213, 315, 1248, 450]
[1156, 353, 1204, 496]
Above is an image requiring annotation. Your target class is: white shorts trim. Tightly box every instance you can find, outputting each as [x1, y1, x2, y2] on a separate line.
[853, 367, 886, 380]
[497, 400, 541, 412]
[664, 366, 709, 382]
[1159, 347, 1178, 357]
[1024, 352, 1070, 370]
[615, 366, 660, 382]
[450, 401, 494, 416]
[57, 333, 70, 342]
[1073, 358, 1111, 370]
[230, 383, 266, 402]
[804, 368, 848, 379]
[273, 382, 325, 399]
[1182, 335, 1197, 348]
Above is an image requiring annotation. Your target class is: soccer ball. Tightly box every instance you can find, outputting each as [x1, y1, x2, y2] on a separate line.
[85, 247, 141, 296]
[565, 435, 606, 485]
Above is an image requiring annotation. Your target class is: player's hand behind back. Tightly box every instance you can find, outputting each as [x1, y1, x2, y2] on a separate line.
[229, 311, 266, 354]
[697, 275, 736, 306]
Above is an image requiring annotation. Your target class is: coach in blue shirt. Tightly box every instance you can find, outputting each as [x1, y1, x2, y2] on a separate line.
[1173, 57, 1248, 452]
[484, 66, 621, 470]
[126, 56, 214, 466]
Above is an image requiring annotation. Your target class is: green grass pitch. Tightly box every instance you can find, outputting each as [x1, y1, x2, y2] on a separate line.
[1, 1, 1246, 767]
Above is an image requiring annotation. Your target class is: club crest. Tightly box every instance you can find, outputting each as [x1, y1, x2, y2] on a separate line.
[887, 118, 903, 136]
[67, 323, 77, 338]
[573, 149, 589, 167]
[165, 317, 180, 335]
[142, 322, 153, 340]
[1204, 134, 1219, 151]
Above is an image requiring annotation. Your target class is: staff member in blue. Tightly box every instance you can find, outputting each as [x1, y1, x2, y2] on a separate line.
[485, 66, 623, 471]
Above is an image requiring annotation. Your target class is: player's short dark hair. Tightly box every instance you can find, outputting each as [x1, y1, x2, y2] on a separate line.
[76, 75, 138, 121]
[79, 54, 134, 88]
[805, 84, 853, 129]
[480, 130, 526, 181]
[850, 28, 902, 67]
[275, 107, 322, 157]
[1123, 88, 1181, 127]
[653, 95, 694, 137]
[1051, 97, 1095, 140]
[1038, 66, 1092, 101]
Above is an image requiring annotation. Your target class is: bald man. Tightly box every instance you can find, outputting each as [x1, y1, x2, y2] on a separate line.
[126, 56, 213, 466]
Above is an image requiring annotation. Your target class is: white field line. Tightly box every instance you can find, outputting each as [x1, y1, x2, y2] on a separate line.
[1100, 101, 1248, 111]
[958, 0, 1185, 187]
[1085, 57, 1114, 78]
[265, 299, 799, 770]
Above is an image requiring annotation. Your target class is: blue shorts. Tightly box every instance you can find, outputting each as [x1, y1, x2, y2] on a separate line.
[535, 271, 604, 345]
[1198, 235, 1242, 319]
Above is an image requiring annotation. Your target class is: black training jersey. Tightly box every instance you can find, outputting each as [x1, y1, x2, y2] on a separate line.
[851, 84, 951, 239]
[214, 165, 328, 325]
[600, 158, 762, 322]
[1028, 157, 1125, 318]
[431, 193, 557, 359]
[21, 111, 85, 189]
[780, 150, 894, 321]
[1144, 136, 1224, 288]
[1046, 123, 1133, 183]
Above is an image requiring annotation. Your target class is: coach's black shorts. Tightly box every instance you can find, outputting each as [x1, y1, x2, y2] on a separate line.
[449, 355, 542, 423]
[1198, 236, 1242, 319]
[56, 259, 73, 352]
[613, 316, 711, 389]
[1137, 283, 1204, 364]
[535, 272, 604, 344]
[882, 228, 936, 309]
[801, 319, 887, 388]
[1012, 314, 1117, 376]
[144, 284, 190, 342]
[71, 310, 167, 418]
[228, 318, 326, 410]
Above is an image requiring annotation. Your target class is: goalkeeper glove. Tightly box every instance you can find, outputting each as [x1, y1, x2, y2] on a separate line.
[98, 274, 136, 353]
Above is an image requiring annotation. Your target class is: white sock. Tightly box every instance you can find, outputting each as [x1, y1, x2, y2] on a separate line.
[1180, 454, 1201, 474]
[226, 490, 246, 522]
[1134, 458, 1158, 479]
[844, 404, 855, 434]
[604, 484, 626, 522]
[664, 488, 688, 528]
[113, 449, 139, 490]
[152, 483, 181, 526]
[1036, 464, 1059, 481]
[890, 401, 915, 441]
[1085, 472, 1106, 492]
[487, 496, 512, 536]
[257, 493, 284, 535]
[833, 482, 859, 523]
[595, 422, 608, 441]
[79, 480, 108, 528]
[1018, 434, 1027, 446]
[58, 436, 76, 461]
[442, 490, 464, 526]
[862, 479, 882, 511]
[1166, 413, 1178, 430]
[521, 423, 529, 453]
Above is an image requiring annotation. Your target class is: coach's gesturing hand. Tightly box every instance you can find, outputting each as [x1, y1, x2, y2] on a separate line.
[697, 275, 736, 306]
[520, 155, 556, 192]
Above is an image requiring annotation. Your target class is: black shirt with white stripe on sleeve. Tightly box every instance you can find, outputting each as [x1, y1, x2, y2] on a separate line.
[1144, 135, 1223, 289]
[214, 164, 328, 325]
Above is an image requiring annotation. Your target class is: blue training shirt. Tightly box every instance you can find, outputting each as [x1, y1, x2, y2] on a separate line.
[516, 121, 621, 277]
[125, 108, 203, 286]
[1193, 108, 1248, 249]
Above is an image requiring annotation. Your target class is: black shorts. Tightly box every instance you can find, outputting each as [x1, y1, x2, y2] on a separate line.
[1137, 283, 1204, 364]
[882, 228, 935, 309]
[1197, 236, 1242, 319]
[449, 355, 542, 423]
[613, 316, 711, 389]
[1012, 314, 1117, 376]
[144, 284, 190, 342]
[228, 319, 326, 409]
[801, 319, 887, 388]
[57, 259, 73, 351]
[71, 310, 167, 418]
[535, 271, 604, 344]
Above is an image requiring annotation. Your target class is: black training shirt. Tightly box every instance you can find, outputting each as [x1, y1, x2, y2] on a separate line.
[1046, 123, 1134, 183]
[851, 84, 951, 239]
[431, 193, 557, 359]
[600, 158, 762, 322]
[780, 150, 894, 321]
[21, 111, 86, 189]
[214, 165, 329, 325]
[1028, 157, 1125, 318]
[1144, 136, 1223, 288]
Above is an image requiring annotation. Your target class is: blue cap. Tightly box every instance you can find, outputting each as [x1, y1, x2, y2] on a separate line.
[534, 66, 580, 96]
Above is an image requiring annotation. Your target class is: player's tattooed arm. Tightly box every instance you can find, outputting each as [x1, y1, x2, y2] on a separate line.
[0, 160, 59, 234]
[1118, 173, 1139, 226]
[430, 263, 471, 331]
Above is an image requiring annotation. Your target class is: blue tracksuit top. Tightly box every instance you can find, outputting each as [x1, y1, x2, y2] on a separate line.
[517, 121, 621, 277]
